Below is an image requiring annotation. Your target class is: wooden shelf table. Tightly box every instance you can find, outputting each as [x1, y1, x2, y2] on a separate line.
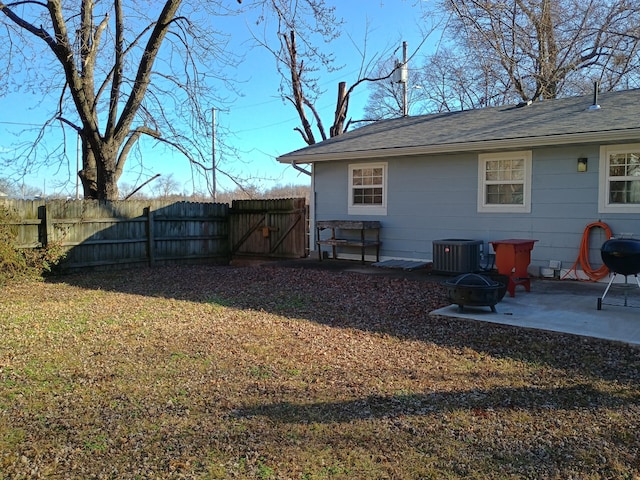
[316, 220, 381, 264]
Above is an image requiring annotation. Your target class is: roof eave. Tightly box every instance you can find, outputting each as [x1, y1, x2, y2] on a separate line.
[278, 129, 640, 164]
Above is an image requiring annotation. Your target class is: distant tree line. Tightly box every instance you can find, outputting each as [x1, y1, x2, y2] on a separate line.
[1, 176, 309, 204]
[120, 174, 310, 203]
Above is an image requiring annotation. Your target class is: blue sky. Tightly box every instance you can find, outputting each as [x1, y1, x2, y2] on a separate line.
[0, 0, 432, 198]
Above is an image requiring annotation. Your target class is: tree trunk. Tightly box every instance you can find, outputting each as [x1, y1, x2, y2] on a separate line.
[79, 139, 98, 199]
[94, 143, 121, 200]
[78, 137, 121, 200]
[96, 166, 120, 200]
[539, 0, 558, 99]
[330, 82, 348, 137]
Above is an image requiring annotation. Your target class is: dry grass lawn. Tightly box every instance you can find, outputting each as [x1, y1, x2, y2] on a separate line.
[1, 264, 639, 479]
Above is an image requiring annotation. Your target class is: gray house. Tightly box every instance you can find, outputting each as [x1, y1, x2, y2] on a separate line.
[278, 89, 640, 279]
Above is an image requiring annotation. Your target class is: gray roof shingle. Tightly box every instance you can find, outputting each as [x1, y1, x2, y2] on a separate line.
[278, 89, 640, 163]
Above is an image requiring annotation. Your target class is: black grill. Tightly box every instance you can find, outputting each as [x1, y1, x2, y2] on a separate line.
[601, 238, 640, 276]
[597, 238, 640, 310]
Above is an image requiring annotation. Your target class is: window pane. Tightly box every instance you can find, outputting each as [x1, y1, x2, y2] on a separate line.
[353, 187, 383, 205]
[486, 160, 500, 181]
[629, 154, 640, 176]
[483, 157, 525, 205]
[610, 165, 626, 177]
[372, 188, 383, 204]
[351, 164, 385, 210]
[511, 159, 524, 180]
[607, 151, 640, 204]
[609, 180, 640, 204]
[609, 152, 640, 177]
[486, 184, 523, 205]
[352, 168, 363, 185]
[485, 158, 524, 181]
[610, 154, 626, 166]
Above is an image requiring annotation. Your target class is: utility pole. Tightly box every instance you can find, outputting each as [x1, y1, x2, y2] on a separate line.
[393, 41, 409, 116]
[211, 107, 217, 202]
[76, 133, 80, 200]
[402, 41, 408, 117]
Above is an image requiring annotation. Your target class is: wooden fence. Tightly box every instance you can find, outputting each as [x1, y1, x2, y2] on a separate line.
[230, 197, 308, 259]
[1, 199, 229, 271]
[1, 198, 307, 272]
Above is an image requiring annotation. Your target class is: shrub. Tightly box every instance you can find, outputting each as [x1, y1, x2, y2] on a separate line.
[0, 205, 66, 285]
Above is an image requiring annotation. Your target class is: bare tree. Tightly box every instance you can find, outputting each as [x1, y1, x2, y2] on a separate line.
[363, 55, 429, 121]
[416, 46, 516, 112]
[251, 0, 341, 145]
[213, 183, 309, 204]
[0, 0, 243, 200]
[263, 183, 310, 201]
[0, 179, 18, 197]
[152, 174, 182, 199]
[0, 178, 40, 198]
[432, 0, 640, 104]
[251, 1, 415, 145]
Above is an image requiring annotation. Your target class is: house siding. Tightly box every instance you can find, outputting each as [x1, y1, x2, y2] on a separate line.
[313, 144, 640, 272]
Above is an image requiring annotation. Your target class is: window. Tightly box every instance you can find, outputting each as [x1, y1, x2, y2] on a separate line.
[348, 163, 387, 215]
[599, 144, 640, 213]
[478, 151, 532, 213]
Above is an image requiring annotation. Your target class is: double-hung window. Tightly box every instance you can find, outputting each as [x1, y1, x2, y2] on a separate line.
[348, 163, 387, 215]
[599, 144, 640, 213]
[478, 151, 532, 213]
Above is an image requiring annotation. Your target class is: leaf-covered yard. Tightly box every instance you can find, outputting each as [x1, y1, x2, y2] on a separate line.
[1, 264, 639, 479]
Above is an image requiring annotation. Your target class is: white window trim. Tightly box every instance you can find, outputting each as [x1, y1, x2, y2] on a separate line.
[477, 151, 532, 213]
[598, 143, 640, 214]
[348, 162, 388, 216]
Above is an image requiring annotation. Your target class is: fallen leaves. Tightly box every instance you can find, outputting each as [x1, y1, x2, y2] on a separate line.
[1, 264, 639, 479]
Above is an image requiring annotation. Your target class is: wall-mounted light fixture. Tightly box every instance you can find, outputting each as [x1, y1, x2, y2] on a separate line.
[577, 157, 588, 172]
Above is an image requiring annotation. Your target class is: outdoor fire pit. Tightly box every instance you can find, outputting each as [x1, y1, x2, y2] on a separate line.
[443, 273, 506, 313]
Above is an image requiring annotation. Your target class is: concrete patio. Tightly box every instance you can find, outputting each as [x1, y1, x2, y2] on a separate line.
[432, 277, 640, 346]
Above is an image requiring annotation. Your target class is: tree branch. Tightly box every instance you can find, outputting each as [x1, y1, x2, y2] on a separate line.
[106, 0, 124, 139]
[114, 0, 183, 142]
[115, 126, 162, 179]
[0, 1, 56, 48]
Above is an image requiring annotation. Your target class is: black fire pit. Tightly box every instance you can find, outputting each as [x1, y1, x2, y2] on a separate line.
[597, 237, 640, 310]
[443, 273, 506, 313]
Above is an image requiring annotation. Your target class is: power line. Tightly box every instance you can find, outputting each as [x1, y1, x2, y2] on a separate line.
[0, 120, 47, 127]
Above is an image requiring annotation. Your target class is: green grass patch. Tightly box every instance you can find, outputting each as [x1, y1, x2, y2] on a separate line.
[1, 266, 639, 479]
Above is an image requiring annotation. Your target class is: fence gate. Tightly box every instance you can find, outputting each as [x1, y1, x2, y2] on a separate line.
[229, 198, 307, 259]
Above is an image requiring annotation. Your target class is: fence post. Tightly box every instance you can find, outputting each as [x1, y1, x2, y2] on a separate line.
[145, 206, 155, 266]
[41, 204, 54, 247]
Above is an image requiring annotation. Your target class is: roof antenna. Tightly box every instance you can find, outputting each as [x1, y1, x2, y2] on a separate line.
[588, 81, 601, 110]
